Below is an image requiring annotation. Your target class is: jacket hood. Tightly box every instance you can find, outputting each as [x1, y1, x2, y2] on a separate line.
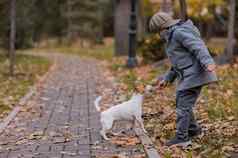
[165, 19, 200, 42]
[175, 20, 200, 35]
[169, 20, 194, 31]
[180, 20, 194, 28]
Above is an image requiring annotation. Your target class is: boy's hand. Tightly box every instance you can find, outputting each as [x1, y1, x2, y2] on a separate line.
[207, 64, 216, 72]
[157, 79, 169, 89]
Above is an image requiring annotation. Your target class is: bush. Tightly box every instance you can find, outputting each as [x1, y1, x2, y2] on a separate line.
[138, 34, 166, 63]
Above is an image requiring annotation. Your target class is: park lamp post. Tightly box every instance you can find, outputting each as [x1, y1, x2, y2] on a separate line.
[127, 0, 138, 68]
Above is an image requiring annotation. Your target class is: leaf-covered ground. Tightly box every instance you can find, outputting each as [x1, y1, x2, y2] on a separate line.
[0, 52, 50, 119]
[29, 40, 237, 157]
[107, 57, 238, 158]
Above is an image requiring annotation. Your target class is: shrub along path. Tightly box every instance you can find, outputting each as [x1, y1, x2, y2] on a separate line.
[0, 53, 145, 158]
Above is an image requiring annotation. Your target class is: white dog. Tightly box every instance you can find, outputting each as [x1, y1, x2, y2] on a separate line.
[94, 91, 150, 140]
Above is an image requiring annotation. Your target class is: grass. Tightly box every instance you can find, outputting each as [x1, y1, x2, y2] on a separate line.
[31, 39, 115, 61]
[0, 52, 50, 117]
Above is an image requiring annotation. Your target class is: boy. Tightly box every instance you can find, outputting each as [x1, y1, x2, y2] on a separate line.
[149, 12, 217, 147]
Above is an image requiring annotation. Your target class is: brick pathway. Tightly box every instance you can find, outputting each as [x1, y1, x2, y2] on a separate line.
[0, 54, 144, 158]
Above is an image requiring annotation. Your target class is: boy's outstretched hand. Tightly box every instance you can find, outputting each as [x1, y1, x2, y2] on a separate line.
[151, 77, 169, 90]
[207, 64, 216, 72]
[157, 79, 169, 89]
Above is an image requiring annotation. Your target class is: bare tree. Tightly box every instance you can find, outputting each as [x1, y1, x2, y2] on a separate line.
[179, 0, 187, 21]
[9, 0, 16, 76]
[226, 0, 236, 62]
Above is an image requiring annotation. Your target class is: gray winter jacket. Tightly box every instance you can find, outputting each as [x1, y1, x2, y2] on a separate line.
[162, 20, 217, 91]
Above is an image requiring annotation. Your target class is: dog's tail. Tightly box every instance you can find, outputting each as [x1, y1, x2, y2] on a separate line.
[94, 96, 102, 112]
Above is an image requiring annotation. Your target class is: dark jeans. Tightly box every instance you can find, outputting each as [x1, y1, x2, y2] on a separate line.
[175, 86, 202, 140]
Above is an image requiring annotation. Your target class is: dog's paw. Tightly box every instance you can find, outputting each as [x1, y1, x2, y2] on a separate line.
[111, 131, 124, 136]
[100, 131, 110, 141]
[100, 134, 110, 141]
[142, 129, 148, 134]
[102, 136, 110, 141]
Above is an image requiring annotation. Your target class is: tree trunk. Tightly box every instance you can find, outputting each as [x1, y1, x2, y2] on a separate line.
[137, 0, 145, 41]
[114, 0, 130, 55]
[66, 0, 73, 43]
[96, 4, 104, 44]
[226, 0, 236, 62]
[179, 0, 187, 21]
[9, 0, 16, 76]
